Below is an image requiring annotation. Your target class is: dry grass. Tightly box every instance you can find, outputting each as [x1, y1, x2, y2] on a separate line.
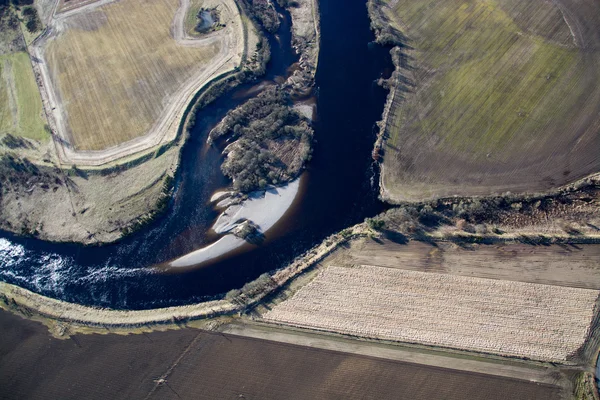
[0, 144, 181, 243]
[184, 0, 205, 36]
[264, 265, 599, 361]
[45, 0, 222, 150]
[56, 0, 103, 14]
[376, 0, 600, 201]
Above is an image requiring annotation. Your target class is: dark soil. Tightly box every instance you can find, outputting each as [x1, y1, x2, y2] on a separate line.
[0, 310, 563, 400]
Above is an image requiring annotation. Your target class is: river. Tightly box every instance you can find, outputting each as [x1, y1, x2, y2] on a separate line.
[0, 0, 392, 309]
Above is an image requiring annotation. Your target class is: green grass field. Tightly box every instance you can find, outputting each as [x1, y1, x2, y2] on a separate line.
[0, 52, 48, 142]
[185, 0, 204, 36]
[378, 0, 600, 201]
[387, 0, 581, 156]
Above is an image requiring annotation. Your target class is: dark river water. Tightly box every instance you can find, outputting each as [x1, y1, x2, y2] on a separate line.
[0, 0, 391, 309]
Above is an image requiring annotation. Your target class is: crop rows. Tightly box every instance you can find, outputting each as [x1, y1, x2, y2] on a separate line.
[45, 0, 222, 150]
[264, 265, 599, 361]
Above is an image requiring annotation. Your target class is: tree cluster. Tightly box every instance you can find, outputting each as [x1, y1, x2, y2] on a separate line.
[225, 272, 276, 305]
[21, 5, 40, 33]
[212, 86, 313, 193]
[0, 0, 39, 33]
[240, 0, 280, 33]
[367, 0, 406, 46]
[0, 1, 20, 45]
[1, 134, 32, 149]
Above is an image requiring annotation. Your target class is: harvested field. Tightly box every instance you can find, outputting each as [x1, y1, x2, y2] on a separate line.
[42, 0, 241, 151]
[0, 52, 48, 141]
[375, 0, 600, 201]
[264, 264, 599, 361]
[0, 310, 563, 400]
[328, 239, 600, 289]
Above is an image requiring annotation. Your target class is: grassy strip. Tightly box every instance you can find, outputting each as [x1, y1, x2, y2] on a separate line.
[574, 372, 599, 400]
[0, 52, 48, 141]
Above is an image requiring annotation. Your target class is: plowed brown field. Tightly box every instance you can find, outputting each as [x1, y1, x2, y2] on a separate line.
[0, 310, 562, 400]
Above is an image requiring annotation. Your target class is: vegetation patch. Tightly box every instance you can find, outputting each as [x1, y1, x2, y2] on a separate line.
[0, 3, 47, 143]
[0, 52, 48, 141]
[574, 372, 599, 400]
[240, 0, 280, 33]
[184, 1, 225, 37]
[21, 5, 40, 33]
[209, 86, 313, 192]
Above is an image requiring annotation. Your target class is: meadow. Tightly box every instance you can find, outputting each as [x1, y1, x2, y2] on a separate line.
[376, 0, 600, 201]
[0, 52, 48, 142]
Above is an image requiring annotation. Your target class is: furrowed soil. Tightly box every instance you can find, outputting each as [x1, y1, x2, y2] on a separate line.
[375, 0, 600, 202]
[0, 309, 563, 400]
[325, 239, 600, 289]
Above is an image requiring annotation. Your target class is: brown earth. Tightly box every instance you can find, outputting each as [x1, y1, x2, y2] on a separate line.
[0, 309, 563, 400]
[325, 239, 600, 289]
[375, 0, 600, 202]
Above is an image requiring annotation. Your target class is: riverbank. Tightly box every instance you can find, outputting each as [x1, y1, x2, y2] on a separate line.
[5, 194, 599, 333]
[0, 222, 369, 335]
[283, 0, 320, 92]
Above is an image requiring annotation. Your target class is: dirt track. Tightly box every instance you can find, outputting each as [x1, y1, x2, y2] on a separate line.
[221, 321, 565, 385]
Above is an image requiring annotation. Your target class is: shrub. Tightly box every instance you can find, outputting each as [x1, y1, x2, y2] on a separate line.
[215, 87, 313, 193]
[366, 218, 385, 230]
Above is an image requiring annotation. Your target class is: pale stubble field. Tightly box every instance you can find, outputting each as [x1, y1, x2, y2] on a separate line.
[264, 264, 599, 362]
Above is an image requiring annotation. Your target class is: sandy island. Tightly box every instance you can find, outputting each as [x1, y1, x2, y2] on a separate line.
[169, 177, 301, 268]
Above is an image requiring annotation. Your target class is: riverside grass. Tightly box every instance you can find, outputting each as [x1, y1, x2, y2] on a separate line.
[44, 0, 221, 151]
[377, 0, 600, 201]
[0, 52, 48, 142]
